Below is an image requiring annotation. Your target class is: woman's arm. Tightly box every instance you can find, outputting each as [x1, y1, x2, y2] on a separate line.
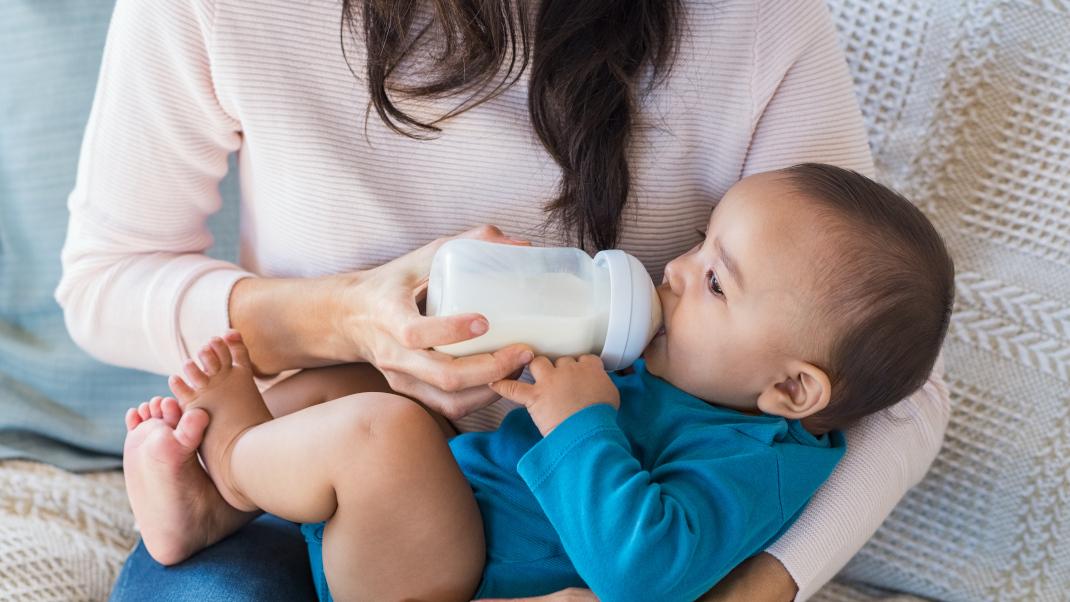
[730, 1, 950, 599]
[765, 358, 950, 600]
[227, 233, 535, 420]
[698, 553, 798, 602]
[55, 0, 248, 374]
[54, 0, 531, 418]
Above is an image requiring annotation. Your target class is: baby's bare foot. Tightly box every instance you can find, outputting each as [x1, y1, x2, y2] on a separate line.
[123, 396, 253, 565]
[169, 331, 272, 512]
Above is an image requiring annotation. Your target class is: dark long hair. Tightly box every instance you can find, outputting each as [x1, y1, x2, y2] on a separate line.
[341, 0, 682, 251]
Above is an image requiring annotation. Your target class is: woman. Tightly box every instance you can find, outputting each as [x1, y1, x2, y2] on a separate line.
[58, 0, 950, 599]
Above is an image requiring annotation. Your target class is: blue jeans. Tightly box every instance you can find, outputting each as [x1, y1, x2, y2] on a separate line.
[109, 514, 317, 601]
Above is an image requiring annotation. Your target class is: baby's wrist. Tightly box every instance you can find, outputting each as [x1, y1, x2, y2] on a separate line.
[532, 400, 610, 437]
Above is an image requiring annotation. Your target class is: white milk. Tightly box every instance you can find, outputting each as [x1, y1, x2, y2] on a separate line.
[427, 239, 661, 370]
[433, 272, 606, 358]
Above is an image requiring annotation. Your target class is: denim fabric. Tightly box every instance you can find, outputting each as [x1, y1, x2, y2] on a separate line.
[109, 514, 316, 601]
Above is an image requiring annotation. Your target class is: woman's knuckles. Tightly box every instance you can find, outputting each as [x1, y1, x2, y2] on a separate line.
[466, 224, 503, 240]
[442, 372, 471, 393]
[395, 322, 423, 348]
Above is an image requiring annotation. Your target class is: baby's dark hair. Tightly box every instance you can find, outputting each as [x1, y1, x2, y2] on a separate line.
[782, 163, 954, 432]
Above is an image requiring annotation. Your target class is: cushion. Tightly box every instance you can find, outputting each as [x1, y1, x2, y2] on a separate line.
[0, 0, 241, 471]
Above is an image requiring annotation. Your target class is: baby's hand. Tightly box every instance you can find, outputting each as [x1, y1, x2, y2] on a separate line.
[490, 355, 620, 436]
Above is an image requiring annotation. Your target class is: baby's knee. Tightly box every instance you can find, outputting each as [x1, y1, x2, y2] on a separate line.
[335, 392, 440, 444]
[328, 394, 453, 499]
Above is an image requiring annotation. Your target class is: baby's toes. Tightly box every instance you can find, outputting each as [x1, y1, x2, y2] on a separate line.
[137, 402, 152, 422]
[223, 330, 252, 370]
[208, 336, 232, 372]
[173, 408, 209, 451]
[199, 344, 221, 377]
[168, 374, 197, 404]
[160, 397, 182, 429]
[125, 408, 142, 431]
[149, 396, 164, 419]
[182, 359, 209, 389]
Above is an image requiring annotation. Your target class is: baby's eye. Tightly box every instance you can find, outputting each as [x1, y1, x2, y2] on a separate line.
[706, 269, 724, 297]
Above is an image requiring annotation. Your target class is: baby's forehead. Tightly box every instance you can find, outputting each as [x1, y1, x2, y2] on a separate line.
[713, 185, 846, 298]
[714, 175, 831, 248]
[717, 171, 805, 210]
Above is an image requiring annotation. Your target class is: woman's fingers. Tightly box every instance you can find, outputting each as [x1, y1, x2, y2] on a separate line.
[392, 312, 489, 350]
[341, 224, 537, 420]
[382, 370, 502, 421]
[391, 344, 534, 393]
[456, 224, 507, 243]
[384, 224, 519, 286]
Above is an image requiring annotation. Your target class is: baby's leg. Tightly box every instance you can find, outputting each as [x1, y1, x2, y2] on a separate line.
[122, 343, 454, 566]
[261, 362, 393, 417]
[171, 336, 484, 601]
[261, 362, 457, 436]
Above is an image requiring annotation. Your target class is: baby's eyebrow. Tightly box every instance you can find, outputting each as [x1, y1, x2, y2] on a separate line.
[716, 238, 745, 293]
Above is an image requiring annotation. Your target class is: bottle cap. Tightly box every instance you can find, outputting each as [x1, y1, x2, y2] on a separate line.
[593, 250, 663, 371]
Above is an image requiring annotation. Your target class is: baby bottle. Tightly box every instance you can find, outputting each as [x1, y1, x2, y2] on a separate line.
[425, 239, 662, 371]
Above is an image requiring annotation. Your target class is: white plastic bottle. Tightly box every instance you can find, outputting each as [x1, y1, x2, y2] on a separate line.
[425, 239, 662, 370]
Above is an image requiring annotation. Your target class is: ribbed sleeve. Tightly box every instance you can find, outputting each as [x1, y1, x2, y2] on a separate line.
[55, 0, 252, 374]
[767, 356, 951, 601]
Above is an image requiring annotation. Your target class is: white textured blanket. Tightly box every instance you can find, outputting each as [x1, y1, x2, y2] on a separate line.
[817, 1, 1070, 600]
[1, 0, 1067, 600]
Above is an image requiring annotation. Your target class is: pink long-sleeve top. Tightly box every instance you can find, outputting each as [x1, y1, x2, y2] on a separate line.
[55, 0, 950, 598]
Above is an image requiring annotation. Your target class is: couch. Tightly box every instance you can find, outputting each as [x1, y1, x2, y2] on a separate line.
[1, 0, 1068, 600]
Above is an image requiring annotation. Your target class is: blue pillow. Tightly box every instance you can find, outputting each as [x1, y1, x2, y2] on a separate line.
[0, 1, 241, 470]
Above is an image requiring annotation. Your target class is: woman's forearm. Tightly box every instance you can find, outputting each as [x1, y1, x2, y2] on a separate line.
[227, 226, 537, 417]
[699, 553, 798, 602]
[228, 273, 364, 376]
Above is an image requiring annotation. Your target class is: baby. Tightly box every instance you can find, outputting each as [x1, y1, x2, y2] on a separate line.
[123, 163, 954, 601]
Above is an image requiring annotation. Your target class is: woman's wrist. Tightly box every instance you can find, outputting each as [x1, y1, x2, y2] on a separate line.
[228, 273, 367, 376]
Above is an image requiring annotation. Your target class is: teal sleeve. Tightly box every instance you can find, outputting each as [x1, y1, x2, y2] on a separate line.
[517, 404, 783, 602]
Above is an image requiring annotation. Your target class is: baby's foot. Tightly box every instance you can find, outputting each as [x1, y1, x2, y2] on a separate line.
[169, 331, 273, 512]
[123, 395, 235, 565]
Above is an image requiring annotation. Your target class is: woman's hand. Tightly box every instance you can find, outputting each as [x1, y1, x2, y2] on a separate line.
[231, 225, 537, 420]
[331, 224, 538, 420]
[489, 355, 620, 436]
[698, 553, 798, 602]
[474, 554, 797, 602]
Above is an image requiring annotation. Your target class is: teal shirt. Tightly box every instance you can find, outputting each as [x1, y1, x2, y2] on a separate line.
[303, 359, 847, 602]
[494, 359, 845, 601]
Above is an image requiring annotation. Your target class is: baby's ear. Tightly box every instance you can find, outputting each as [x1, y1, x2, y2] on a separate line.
[756, 361, 831, 420]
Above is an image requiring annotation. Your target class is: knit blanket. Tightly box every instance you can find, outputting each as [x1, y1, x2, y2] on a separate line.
[816, 0, 1070, 600]
[1, 0, 1067, 600]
